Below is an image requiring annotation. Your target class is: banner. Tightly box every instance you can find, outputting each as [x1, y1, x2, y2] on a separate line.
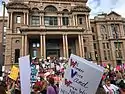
[59, 54, 104, 94]
[8, 66, 19, 81]
[19, 55, 31, 94]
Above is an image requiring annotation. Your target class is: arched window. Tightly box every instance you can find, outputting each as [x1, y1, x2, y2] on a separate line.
[111, 24, 120, 39]
[100, 25, 108, 40]
[44, 5, 57, 12]
[63, 9, 69, 12]
[100, 25, 106, 33]
[32, 7, 39, 11]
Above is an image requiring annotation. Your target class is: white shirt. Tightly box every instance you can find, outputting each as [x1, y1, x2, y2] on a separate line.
[103, 84, 119, 94]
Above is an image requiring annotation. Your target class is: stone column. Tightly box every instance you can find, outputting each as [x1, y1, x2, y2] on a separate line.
[40, 14, 42, 26]
[69, 15, 72, 26]
[27, 12, 29, 25]
[122, 41, 125, 60]
[81, 35, 84, 57]
[98, 40, 104, 63]
[10, 12, 13, 30]
[63, 35, 66, 58]
[43, 35, 46, 59]
[60, 15, 62, 26]
[24, 35, 27, 56]
[85, 14, 89, 30]
[58, 14, 61, 26]
[75, 14, 78, 26]
[40, 35, 43, 58]
[65, 34, 69, 58]
[21, 35, 24, 56]
[24, 12, 26, 24]
[41, 13, 44, 26]
[108, 23, 113, 39]
[7, 12, 10, 28]
[73, 15, 75, 26]
[78, 34, 82, 57]
[110, 41, 116, 67]
[119, 24, 124, 37]
[88, 15, 91, 31]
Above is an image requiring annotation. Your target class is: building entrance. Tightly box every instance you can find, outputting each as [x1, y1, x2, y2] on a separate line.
[46, 49, 60, 58]
[29, 39, 40, 59]
[46, 39, 60, 58]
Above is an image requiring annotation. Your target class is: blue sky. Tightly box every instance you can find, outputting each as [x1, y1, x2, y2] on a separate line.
[0, 0, 125, 18]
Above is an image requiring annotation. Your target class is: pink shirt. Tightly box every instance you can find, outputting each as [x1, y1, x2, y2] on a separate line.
[47, 86, 57, 94]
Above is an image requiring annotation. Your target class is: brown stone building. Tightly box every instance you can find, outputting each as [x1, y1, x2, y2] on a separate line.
[2, 0, 125, 69]
[0, 16, 7, 64]
[91, 12, 125, 67]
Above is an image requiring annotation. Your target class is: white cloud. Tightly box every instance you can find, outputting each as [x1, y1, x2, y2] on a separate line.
[88, 0, 125, 18]
[0, 0, 8, 16]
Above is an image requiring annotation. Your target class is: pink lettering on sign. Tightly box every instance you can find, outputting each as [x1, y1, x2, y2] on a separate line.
[70, 59, 77, 67]
[65, 79, 72, 87]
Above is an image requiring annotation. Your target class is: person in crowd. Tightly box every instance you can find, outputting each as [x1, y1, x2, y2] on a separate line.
[96, 80, 106, 94]
[118, 80, 125, 94]
[0, 81, 7, 94]
[40, 77, 47, 94]
[47, 77, 58, 94]
[103, 78, 119, 94]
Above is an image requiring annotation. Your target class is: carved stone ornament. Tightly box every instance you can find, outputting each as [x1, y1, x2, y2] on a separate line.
[6, 2, 29, 9]
[71, 6, 91, 12]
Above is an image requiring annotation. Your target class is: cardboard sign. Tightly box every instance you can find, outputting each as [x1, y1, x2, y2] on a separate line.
[8, 66, 19, 81]
[19, 55, 31, 94]
[59, 54, 104, 94]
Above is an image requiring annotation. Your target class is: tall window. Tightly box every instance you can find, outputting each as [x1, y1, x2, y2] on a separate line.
[111, 24, 119, 39]
[100, 25, 108, 40]
[44, 5, 57, 12]
[62, 17, 69, 25]
[104, 50, 107, 60]
[16, 27, 20, 34]
[16, 16, 21, 23]
[15, 49, 20, 63]
[103, 43, 105, 49]
[78, 17, 83, 25]
[31, 16, 40, 26]
[92, 27, 94, 32]
[93, 43, 96, 49]
[33, 49, 37, 57]
[93, 35, 96, 40]
[108, 50, 110, 60]
[44, 16, 58, 26]
[107, 43, 109, 49]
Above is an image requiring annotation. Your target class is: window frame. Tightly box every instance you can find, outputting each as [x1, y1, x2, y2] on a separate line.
[16, 16, 21, 24]
[44, 16, 58, 26]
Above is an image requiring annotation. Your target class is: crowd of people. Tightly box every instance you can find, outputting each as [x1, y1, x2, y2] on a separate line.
[0, 56, 125, 94]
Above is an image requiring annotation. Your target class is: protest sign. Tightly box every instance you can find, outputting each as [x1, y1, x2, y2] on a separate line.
[8, 66, 19, 81]
[31, 64, 38, 82]
[59, 54, 104, 94]
[19, 55, 31, 94]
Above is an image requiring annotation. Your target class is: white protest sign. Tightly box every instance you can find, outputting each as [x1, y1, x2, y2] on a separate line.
[19, 55, 31, 94]
[59, 54, 104, 94]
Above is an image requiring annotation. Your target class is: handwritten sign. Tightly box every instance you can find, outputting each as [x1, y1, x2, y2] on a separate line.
[31, 64, 38, 82]
[19, 55, 31, 94]
[59, 54, 104, 94]
[8, 66, 19, 81]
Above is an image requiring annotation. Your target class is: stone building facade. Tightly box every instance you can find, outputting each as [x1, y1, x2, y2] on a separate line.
[3, 0, 125, 69]
[0, 17, 7, 64]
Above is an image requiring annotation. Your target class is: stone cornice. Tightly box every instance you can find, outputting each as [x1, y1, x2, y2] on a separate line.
[42, 0, 87, 3]
[6, 2, 29, 9]
[71, 6, 91, 12]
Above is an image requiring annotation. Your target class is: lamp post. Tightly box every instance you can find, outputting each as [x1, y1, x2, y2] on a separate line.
[0, 1, 5, 76]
